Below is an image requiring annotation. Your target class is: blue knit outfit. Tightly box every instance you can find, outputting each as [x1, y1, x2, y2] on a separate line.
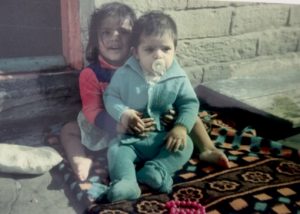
[103, 56, 199, 202]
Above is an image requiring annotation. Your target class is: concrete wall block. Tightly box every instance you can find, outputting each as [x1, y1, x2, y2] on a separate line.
[290, 5, 300, 26]
[187, 0, 230, 8]
[184, 66, 204, 88]
[258, 28, 300, 56]
[227, 52, 300, 78]
[79, 0, 94, 52]
[229, 2, 261, 7]
[231, 4, 290, 35]
[202, 63, 234, 82]
[187, 1, 255, 8]
[95, 0, 187, 13]
[168, 8, 232, 39]
[79, 0, 94, 29]
[176, 34, 257, 66]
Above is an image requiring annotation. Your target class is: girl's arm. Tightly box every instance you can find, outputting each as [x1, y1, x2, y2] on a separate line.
[103, 69, 129, 122]
[79, 68, 116, 132]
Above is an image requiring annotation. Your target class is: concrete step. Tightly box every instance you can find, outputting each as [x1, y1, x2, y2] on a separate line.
[201, 70, 300, 128]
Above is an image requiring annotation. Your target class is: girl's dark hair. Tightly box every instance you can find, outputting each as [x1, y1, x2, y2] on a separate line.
[130, 11, 177, 49]
[85, 2, 136, 63]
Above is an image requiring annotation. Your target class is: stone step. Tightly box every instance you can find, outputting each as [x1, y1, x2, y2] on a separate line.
[201, 70, 300, 128]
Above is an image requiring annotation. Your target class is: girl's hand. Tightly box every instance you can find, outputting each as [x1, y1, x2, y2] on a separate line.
[141, 117, 156, 132]
[161, 109, 177, 129]
[117, 117, 156, 137]
[165, 124, 187, 152]
[135, 117, 156, 138]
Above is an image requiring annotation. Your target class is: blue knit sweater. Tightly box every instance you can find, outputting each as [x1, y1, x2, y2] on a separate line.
[103, 56, 199, 133]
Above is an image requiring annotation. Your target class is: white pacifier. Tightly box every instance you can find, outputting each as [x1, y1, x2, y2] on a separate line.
[152, 59, 166, 76]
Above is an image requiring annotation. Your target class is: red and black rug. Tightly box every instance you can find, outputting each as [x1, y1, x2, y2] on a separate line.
[51, 111, 300, 214]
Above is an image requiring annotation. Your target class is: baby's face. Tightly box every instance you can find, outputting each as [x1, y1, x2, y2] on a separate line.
[134, 32, 175, 76]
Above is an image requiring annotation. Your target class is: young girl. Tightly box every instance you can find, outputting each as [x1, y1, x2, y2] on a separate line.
[60, 2, 155, 182]
[60, 2, 229, 184]
[103, 11, 228, 203]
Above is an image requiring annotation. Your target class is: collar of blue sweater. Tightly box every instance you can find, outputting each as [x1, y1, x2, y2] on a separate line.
[123, 56, 186, 82]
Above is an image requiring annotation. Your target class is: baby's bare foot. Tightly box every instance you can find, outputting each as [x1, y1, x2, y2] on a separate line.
[72, 156, 92, 181]
[199, 149, 230, 168]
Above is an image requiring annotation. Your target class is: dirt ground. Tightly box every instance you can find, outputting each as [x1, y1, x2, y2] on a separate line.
[0, 170, 85, 214]
[0, 132, 85, 214]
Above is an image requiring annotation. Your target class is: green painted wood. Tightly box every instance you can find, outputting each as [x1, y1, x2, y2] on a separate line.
[0, 55, 66, 73]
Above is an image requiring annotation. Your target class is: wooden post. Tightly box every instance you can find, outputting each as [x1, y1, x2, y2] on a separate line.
[61, 0, 84, 70]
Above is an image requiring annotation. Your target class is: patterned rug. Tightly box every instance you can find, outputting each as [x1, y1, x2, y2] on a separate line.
[49, 111, 300, 214]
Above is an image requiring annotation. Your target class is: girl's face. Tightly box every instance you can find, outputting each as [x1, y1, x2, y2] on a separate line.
[98, 16, 132, 66]
[133, 32, 175, 75]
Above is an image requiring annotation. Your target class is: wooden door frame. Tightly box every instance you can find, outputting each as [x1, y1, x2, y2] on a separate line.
[61, 0, 84, 70]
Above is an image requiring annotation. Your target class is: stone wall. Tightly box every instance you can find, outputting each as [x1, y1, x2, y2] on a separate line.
[81, 0, 300, 87]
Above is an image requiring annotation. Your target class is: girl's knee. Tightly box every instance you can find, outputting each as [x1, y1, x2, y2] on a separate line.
[61, 121, 80, 136]
[184, 136, 194, 154]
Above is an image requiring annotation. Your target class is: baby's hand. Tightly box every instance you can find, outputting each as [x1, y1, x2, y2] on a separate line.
[165, 124, 187, 152]
[142, 117, 156, 132]
[121, 109, 145, 134]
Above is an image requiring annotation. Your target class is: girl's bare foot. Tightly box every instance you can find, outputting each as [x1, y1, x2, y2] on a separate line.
[72, 156, 92, 181]
[199, 149, 230, 168]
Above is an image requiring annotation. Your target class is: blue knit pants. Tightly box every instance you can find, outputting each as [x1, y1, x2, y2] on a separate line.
[106, 131, 194, 202]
